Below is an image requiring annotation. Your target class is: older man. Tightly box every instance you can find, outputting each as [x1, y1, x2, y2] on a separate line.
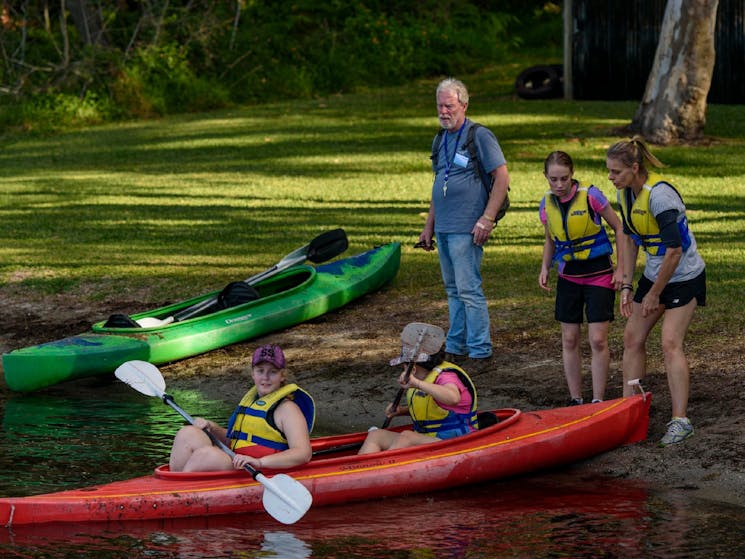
[418, 78, 510, 362]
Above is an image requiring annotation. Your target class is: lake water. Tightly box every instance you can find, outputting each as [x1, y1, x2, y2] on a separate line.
[1, 377, 743, 559]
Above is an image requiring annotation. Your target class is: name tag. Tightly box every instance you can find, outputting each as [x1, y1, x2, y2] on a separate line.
[453, 152, 469, 168]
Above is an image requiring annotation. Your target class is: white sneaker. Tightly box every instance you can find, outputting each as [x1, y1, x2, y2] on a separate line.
[659, 417, 694, 446]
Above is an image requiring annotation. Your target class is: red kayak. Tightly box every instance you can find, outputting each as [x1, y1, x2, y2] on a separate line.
[0, 394, 651, 526]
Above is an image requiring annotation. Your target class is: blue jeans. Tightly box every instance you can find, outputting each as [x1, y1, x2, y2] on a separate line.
[435, 233, 492, 358]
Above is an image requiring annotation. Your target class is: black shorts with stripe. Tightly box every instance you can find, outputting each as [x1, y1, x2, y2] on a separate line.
[634, 270, 707, 308]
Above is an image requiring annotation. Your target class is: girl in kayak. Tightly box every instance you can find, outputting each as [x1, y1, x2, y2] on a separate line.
[169, 344, 315, 471]
[358, 342, 478, 454]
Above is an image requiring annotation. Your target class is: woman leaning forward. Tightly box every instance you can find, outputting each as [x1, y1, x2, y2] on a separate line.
[606, 138, 706, 447]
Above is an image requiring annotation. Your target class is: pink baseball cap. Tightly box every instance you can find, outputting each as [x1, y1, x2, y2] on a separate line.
[252, 344, 286, 369]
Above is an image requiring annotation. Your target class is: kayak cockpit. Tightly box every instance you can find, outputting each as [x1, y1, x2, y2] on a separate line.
[152, 409, 521, 479]
[95, 266, 315, 331]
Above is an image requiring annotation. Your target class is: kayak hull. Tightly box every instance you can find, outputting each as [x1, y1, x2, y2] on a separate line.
[2, 243, 401, 392]
[0, 394, 651, 526]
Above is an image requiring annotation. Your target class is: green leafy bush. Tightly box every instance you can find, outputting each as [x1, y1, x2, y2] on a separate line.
[9, 92, 111, 134]
[0, 1, 557, 130]
[114, 43, 229, 116]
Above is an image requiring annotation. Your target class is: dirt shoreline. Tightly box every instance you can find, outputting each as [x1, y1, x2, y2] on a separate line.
[1, 288, 744, 507]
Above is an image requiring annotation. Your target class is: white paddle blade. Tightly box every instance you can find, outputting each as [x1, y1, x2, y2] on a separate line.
[135, 316, 175, 328]
[400, 322, 445, 355]
[257, 473, 313, 525]
[114, 360, 167, 398]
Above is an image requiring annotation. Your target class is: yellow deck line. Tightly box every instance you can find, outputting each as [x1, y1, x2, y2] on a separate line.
[35, 398, 633, 502]
[298, 397, 630, 480]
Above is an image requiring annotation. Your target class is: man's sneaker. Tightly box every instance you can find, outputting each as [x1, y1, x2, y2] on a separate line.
[659, 417, 694, 446]
[445, 352, 468, 364]
[567, 397, 584, 406]
[465, 356, 493, 374]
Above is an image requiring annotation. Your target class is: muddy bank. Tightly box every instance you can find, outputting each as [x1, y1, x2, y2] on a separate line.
[1, 288, 744, 507]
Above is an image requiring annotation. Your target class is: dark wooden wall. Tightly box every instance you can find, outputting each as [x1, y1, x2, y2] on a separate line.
[571, 0, 744, 104]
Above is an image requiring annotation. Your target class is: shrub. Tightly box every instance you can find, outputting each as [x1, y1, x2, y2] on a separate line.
[14, 92, 111, 134]
[0, 1, 560, 130]
[114, 43, 229, 116]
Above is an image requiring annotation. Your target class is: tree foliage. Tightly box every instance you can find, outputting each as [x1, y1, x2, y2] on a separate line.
[0, 0, 553, 130]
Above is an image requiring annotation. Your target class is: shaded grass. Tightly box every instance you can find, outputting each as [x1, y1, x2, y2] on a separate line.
[1, 64, 743, 358]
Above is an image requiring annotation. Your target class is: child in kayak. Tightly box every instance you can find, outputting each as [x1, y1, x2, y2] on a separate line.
[358, 339, 478, 454]
[168, 344, 314, 471]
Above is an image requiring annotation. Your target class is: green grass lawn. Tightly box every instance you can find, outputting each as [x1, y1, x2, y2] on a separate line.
[2, 64, 743, 359]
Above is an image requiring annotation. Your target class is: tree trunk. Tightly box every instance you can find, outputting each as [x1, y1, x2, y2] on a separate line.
[67, 0, 106, 46]
[629, 0, 718, 144]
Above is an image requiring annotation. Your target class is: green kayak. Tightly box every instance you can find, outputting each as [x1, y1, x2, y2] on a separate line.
[3, 242, 400, 392]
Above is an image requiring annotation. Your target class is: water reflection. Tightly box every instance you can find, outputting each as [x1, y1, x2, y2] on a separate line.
[1, 475, 744, 558]
[0, 476, 644, 556]
[1, 381, 744, 558]
[0, 379, 232, 497]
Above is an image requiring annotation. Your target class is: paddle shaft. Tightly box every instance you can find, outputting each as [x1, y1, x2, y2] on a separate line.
[115, 360, 312, 524]
[381, 323, 432, 430]
[161, 394, 260, 479]
[312, 443, 360, 456]
[381, 360, 415, 429]
[149, 228, 348, 324]
[173, 262, 295, 322]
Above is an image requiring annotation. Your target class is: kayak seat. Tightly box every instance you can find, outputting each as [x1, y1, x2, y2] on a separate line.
[103, 313, 141, 328]
[217, 281, 261, 310]
[477, 411, 500, 429]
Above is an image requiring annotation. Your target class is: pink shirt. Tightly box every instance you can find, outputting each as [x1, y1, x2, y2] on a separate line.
[539, 183, 614, 288]
[435, 371, 473, 415]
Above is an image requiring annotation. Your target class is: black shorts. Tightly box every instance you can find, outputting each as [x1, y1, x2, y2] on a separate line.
[555, 276, 615, 324]
[634, 270, 707, 308]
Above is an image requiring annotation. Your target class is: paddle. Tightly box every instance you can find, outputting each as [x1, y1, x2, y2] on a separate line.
[312, 322, 445, 457]
[114, 360, 313, 525]
[382, 322, 445, 429]
[134, 228, 348, 327]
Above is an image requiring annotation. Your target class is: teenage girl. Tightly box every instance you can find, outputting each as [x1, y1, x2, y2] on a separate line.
[539, 151, 625, 405]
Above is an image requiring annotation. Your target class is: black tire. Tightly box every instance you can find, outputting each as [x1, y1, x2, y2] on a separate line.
[515, 64, 563, 100]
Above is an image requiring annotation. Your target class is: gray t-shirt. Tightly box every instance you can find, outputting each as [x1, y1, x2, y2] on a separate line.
[430, 120, 507, 233]
[644, 183, 705, 282]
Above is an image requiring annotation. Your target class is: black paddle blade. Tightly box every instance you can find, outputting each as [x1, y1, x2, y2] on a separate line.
[307, 228, 348, 263]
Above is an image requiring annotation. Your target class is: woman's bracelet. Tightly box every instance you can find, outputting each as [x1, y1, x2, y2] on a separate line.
[621, 283, 634, 291]
[482, 213, 495, 223]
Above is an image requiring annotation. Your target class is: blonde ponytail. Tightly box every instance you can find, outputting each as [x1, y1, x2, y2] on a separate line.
[607, 136, 665, 174]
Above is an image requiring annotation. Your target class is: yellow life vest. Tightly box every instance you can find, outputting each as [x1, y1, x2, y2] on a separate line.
[406, 362, 478, 437]
[544, 184, 612, 263]
[226, 383, 315, 451]
[617, 172, 691, 256]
